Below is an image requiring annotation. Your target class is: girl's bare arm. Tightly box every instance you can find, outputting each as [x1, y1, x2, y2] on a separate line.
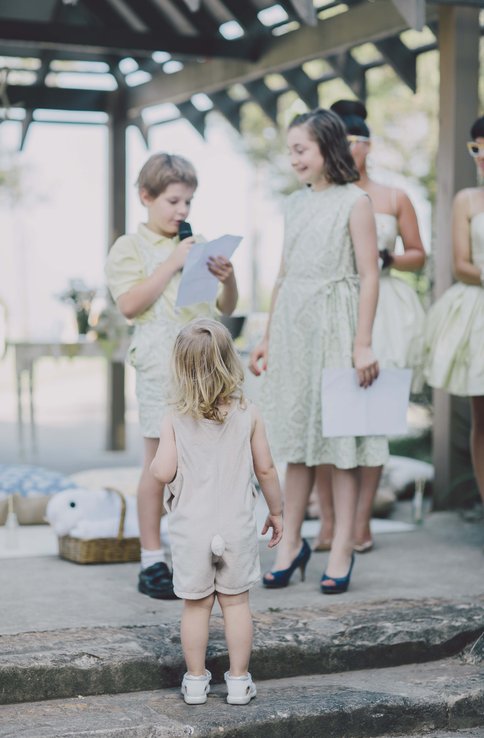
[350, 195, 380, 388]
[249, 255, 285, 375]
[452, 189, 482, 285]
[392, 190, 426, 272]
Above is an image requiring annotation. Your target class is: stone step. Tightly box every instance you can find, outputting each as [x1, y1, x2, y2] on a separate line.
[396, 727, 484, 738]
[0, 657, 482, 738]
[1, 598, 483, 705]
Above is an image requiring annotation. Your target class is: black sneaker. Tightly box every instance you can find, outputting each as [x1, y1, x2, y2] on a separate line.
[138, 562, 179, 600]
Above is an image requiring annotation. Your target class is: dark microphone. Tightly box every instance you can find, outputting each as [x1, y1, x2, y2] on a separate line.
[178, 221, 192, 240]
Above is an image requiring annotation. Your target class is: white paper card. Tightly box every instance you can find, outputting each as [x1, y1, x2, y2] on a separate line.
[321, 368, 412, 437]
[176, 234, 242, 308]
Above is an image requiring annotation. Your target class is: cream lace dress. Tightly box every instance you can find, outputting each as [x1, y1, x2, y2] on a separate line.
[424, 210, 484, 396]
[372, 213, 426, 392]
[261, 184, 389, 469]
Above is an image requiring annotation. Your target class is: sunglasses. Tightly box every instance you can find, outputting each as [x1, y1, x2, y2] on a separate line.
[347, 135, 370, 144]
[467, 141, 484, 158]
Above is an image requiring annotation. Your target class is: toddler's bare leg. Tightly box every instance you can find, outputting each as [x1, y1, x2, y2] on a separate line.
[138, 437, 164, 550]
[217, 591, 253, 676]
[181, 594, 215, 676]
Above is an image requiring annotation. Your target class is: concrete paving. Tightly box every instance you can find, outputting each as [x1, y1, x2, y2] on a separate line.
[1, 506, 482, 635]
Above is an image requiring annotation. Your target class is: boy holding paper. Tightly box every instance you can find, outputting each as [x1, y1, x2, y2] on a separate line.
[105, 152, 238, 599]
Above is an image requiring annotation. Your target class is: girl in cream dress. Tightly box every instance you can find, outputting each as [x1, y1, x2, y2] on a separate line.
[250, 109, 387, 595]
[310, 100, 427, 555]
[425, 116, 484, 505]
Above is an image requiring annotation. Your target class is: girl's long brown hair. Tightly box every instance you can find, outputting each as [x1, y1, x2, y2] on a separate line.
[289, 108, 359, 184]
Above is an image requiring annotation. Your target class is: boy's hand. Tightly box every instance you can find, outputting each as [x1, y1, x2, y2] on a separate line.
[261, 513, 283, 548]
[171, 236, 194, 271]
[207, 256, 234, 283]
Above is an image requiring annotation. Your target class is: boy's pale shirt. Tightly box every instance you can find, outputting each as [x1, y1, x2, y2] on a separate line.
[105, 223, 218, 324]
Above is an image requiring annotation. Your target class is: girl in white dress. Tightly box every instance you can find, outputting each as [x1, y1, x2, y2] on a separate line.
[424, 116, 484, 505]
[250, 108, 387, 595]
[311, 100, 427, 554]
[151, 318, 283, 705]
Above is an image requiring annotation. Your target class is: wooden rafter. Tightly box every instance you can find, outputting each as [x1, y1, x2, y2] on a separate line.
[282, 68, 319, 110]
[0, 19, 256, 60]
[326, 51, 366, 100]
[244, 79, 279, 125]
[374, 36, 417, 92]
[127, 0, 438, 114]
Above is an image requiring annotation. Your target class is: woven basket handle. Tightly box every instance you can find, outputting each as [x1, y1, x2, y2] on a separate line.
[104, 487, 127, 541]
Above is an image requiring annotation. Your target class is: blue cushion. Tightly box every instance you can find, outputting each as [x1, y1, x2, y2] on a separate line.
[0, 464, 78, 497]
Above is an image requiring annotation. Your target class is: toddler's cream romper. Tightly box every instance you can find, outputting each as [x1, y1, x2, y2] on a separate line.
[164, 402, 261, 600]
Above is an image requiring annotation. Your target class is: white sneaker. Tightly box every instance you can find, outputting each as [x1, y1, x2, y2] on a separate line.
[181, 669, 211, 705]
[224, 671, 257, 705]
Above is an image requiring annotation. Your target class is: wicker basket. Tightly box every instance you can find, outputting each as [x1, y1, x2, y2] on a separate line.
[57, 487, 140, 564]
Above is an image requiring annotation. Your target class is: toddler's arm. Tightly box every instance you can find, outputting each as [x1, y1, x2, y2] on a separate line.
[150, 415, 178, 484]
[250, 405, 283, 548]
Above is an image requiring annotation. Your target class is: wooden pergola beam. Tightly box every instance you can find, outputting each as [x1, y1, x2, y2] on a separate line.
[127, 0, 438, 114]
[0, 19, 255, 60]
[6, 84, 110, 111]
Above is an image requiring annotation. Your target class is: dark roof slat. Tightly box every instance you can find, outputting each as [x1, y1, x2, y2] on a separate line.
[244, 79, 279, 125]
[159, 0, 221, 36]
[282, 67, 319, 110]
[176, 100, 207, 137]
[326, 51, 366, 101]
[80, 0, 129, 28]
[374, 36, 417, 92]
[210, 90, 242, 132]
[118, 0, 169, 33]
[19, 109, 34, 150]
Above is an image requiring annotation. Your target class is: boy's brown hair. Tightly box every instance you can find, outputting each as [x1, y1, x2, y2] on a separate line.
[136, 153, 198, 198]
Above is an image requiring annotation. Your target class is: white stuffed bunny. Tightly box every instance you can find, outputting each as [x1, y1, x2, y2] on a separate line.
[45, 488, 139, 539]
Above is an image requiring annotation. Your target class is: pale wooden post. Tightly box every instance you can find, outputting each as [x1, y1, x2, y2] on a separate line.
[106, 95, 128, 451]
[432, 5, 479, 509]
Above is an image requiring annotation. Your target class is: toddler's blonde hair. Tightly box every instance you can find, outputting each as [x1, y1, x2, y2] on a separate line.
[171, 318, 244, 423]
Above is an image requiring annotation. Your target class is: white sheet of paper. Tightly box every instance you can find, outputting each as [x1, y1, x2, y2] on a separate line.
[175, 234, 242, 308]
[321, 368, 412, 437]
